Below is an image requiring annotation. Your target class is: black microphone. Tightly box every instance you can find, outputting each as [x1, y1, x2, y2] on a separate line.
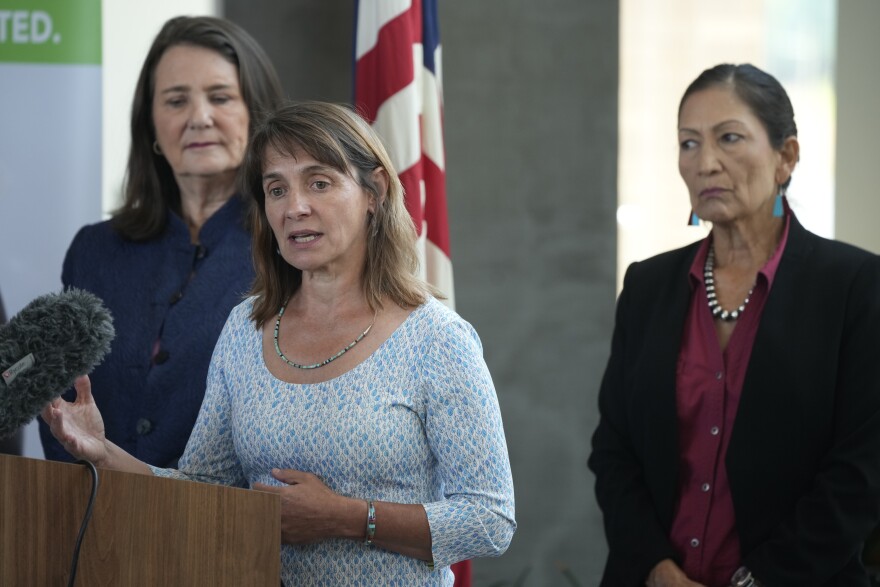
[0, 289, 114, 439]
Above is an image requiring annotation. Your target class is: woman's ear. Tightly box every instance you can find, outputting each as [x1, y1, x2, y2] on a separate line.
[776, 136, 800, 186]
[369, 167, 390, 213]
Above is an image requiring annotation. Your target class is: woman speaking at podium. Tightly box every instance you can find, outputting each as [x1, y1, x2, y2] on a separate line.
[42, 102, 516, 586]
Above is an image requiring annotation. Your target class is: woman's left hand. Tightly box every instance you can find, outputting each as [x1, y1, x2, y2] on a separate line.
[253, 468, 361, 544]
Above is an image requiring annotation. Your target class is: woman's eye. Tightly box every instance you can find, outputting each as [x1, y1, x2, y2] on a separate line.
[167, 97, 186, 107]
[721, 133, 743, 144]
[312, 180, 330, 190]
[680, 139, 697, 150]
[268, 186, 285, 198]
[211, 95, 231, 104]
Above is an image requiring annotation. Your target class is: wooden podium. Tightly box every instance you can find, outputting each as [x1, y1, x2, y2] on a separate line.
[0, 454, 280, 586]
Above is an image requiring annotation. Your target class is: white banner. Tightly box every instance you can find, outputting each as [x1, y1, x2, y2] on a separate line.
[0, 0, 102, 457]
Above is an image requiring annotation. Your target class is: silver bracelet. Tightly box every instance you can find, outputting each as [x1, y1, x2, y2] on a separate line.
[730, 566, 760, 587]
[363, 500, 376, 545]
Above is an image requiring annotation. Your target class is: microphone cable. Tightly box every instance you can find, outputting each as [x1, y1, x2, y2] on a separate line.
[68, 460, 99, 587]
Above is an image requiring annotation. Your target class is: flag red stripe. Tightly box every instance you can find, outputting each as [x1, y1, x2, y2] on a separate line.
[452, 560, 472, 587]
[397, 163, 425, 235]
[421, 154, 449, 255]
[354, 5, 422, 123]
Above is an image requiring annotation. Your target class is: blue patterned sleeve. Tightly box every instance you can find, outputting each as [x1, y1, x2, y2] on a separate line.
[421, 316, 516, 567]
[150, 306, 247, 487]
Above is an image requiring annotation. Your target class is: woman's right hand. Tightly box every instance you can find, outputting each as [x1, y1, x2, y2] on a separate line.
[40, 375, 110, 466]
[646, 559, 707, 587]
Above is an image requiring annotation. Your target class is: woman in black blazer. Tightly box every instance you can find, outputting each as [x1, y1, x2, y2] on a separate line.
[589, 64, 880, 587]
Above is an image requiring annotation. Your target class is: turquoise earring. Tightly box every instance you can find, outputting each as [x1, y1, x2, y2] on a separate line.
[773, 187, 786, 218]
[689, 211, 700, 226]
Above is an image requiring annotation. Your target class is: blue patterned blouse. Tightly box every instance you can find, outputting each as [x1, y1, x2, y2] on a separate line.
[153, 296, 516, 586]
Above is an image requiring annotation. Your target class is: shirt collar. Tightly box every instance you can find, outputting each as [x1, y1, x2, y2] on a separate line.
[165, 195, 246, 246]
[688, 212, 793, 289]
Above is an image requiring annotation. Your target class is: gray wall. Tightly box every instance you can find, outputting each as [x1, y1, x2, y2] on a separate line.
[224, 1, 618, 585]
[835, 0, 880, 254]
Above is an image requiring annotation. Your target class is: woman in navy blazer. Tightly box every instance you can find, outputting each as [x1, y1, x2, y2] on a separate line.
[589, 64, 880, 587]
[38, 17, 284, 467]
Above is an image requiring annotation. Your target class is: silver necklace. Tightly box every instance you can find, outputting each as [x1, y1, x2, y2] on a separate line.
[273, 299, 378, 370]
[704, 247, 754, 322]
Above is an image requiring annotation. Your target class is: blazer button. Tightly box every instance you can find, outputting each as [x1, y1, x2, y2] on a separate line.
[136, 418, 153, 435]
[154, 350, 170, 365]
[168, 291, 184, 305]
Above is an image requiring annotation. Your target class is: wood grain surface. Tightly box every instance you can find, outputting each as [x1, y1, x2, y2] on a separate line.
[0, 454, 280, 586]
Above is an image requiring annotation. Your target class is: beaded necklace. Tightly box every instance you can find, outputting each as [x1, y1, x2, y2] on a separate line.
[273, 299, 378, 370]
[704, 247, 754, 322]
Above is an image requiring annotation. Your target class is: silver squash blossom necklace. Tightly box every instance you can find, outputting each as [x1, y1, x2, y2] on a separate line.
[273, 299, 378, 370]
[704, 247, 754, 322]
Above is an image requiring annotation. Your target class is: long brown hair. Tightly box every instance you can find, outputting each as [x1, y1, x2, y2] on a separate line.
[242, 102, 437, 327]
[112, 16, 284, 240]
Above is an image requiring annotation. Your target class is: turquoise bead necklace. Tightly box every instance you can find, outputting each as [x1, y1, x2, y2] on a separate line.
[273, 298, 378, 370]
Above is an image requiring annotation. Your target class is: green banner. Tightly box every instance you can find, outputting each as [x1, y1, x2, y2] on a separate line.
[0, 0, 101, 65]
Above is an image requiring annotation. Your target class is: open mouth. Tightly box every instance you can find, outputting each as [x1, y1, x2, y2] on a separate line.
[290, 232, 321, 244]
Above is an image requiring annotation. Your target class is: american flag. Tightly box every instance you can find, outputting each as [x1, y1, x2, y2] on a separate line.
[354, 0, 455, 310]
[355, 4, 468, 585]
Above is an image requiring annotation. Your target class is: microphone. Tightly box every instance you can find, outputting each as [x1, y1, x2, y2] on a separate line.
[0, 289, 115, 439]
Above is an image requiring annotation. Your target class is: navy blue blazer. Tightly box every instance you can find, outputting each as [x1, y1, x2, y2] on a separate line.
[39, 196, 254, 467]
[589, 217, 880, 586]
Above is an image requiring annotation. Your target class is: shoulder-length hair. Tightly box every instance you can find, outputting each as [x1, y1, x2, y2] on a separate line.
[242, 101, 436, 327]
[112, 16, 284, 241]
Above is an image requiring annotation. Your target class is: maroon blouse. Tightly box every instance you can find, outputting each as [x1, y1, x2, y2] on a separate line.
[669, 215, 791, 586]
